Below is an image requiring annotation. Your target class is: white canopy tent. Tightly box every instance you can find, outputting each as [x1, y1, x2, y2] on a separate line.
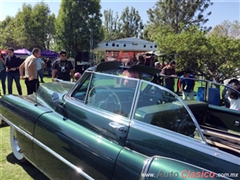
[95, 37, 158, 51]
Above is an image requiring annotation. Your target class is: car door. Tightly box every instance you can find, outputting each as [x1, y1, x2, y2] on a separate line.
[34, 72, 139, 179]
[204, 82, 240, 133]
[125, 80, 240, 175]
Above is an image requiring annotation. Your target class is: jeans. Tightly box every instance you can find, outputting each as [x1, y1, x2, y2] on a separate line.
[47, 67, 52, 77]
[0, 69, 6, 95]
[8, 71, 22, 95]
[38, 69, 44, 82]
[182, 91, 194, 100]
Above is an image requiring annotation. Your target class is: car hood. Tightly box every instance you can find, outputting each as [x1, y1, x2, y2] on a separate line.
[36, 81, 75, 109]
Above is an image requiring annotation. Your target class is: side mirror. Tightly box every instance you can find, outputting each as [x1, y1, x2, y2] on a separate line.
[52, 92, 59, 103]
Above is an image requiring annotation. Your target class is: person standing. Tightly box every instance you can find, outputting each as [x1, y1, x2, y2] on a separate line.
[46, 58, 52, 77]
[154, 62, 161, 69]
[0, 51, 6, 95]
[161, 60, 176, 91]
[52, 50, 74, 81]
[19, 48, 41, 95]
[222, 79, 239, 108]
[37, 57, 45, 83]
[6, 47, 22, 95]
[228, 83, 240, 111]
[136, 55, 145, 65]
[178, 70, 195, 100]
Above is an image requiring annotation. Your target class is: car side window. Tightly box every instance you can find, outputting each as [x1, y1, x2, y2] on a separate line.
[86, 73, 138, 117]
[71, 74, 91, 101]
[134, 81, 201, 140]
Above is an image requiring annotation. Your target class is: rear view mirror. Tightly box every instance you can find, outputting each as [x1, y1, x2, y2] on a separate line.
[52, 92, 59, 103]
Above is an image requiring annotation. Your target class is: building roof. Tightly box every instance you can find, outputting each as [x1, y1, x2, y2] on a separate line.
[95, 37, 158, 51]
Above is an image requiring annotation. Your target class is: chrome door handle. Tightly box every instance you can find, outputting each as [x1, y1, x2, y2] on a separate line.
[234, 121, 239, 127]
[109, 122, 127, 132]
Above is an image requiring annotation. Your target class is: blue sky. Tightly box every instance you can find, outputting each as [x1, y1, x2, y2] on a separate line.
[0, 0, 239, 28]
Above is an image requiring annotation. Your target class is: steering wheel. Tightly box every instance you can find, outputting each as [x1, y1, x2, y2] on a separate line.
[88, 85, 122, 113]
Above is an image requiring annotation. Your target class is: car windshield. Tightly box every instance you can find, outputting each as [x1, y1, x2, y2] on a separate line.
[86, 73, 139, 118]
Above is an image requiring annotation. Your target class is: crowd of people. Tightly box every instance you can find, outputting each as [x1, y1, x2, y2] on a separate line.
[0, 48, 240, 111]
[152, 57, 240, 110]
[0, 48, 81, 96]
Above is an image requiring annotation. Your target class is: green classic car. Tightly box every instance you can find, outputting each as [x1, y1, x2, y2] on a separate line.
[0, 62, 239, 180]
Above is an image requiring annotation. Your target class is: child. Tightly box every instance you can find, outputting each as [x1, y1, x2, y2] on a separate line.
[178, 70, 195, 100]
[228, 83, 240, 110]
[73, 72, 81, 82]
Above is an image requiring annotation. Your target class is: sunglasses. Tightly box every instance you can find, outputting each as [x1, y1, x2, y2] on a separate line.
[60, 54, 66, 57]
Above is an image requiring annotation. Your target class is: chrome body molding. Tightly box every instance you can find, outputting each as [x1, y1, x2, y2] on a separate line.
[0, 114, 34, 141]
[139, 156, 155, 180]
[0, 114, 94, 180]
[140, 155, 231, 180]
[131, 120, 240, 166]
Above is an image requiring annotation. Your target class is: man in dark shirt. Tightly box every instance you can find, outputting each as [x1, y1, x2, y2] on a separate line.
[52, 50, 74, 81]
[6, 47, 22, 95]
[161, 60, 176, 92]
[46, 58, 52, 77]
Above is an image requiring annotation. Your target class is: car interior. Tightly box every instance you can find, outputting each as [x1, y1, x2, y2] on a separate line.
[72, 63, 240, 157]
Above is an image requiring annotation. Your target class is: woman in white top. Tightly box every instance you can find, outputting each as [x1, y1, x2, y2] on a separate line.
[228, 83, 240, 110]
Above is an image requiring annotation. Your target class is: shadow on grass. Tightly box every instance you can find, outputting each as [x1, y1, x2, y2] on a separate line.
[0, 121, 9, 128]
[6, 153, 49, 180]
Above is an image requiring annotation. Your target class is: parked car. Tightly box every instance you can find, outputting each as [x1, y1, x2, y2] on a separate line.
[0, 62, 239, 180]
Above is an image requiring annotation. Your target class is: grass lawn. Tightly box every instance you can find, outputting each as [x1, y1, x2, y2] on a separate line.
[0, 125, 49, 180]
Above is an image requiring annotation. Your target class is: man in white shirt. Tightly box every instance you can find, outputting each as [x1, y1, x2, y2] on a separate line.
[37, 57, 45, 83]
[19, 48, 41, 95]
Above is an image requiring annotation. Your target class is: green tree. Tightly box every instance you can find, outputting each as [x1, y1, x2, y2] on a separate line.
[0, 16, 20, 48]
[103, 7, 144, 41]
[209, 20, 240, 39]
[103, 9, 123, 41]
[17, 2, 55, 50]
[55, 0, 103, 58]
[153, 26, 240, 82]
[0, 2, 55, 50]
[120, 6, 144, 38]
[146, 0, 213, 38]
[45, 14, 56, 50]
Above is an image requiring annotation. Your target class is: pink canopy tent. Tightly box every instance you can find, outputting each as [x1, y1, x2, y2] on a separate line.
[0, 50, 7, 55]
[14, 48, 31, 56]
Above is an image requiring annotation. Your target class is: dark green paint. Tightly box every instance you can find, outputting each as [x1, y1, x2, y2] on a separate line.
[34, 111, 124, 179]
[0, 73, 239, 179]
[125, 126, 239, 174]
[113, 148, 147, 180]
[148, 157, 228, 180]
